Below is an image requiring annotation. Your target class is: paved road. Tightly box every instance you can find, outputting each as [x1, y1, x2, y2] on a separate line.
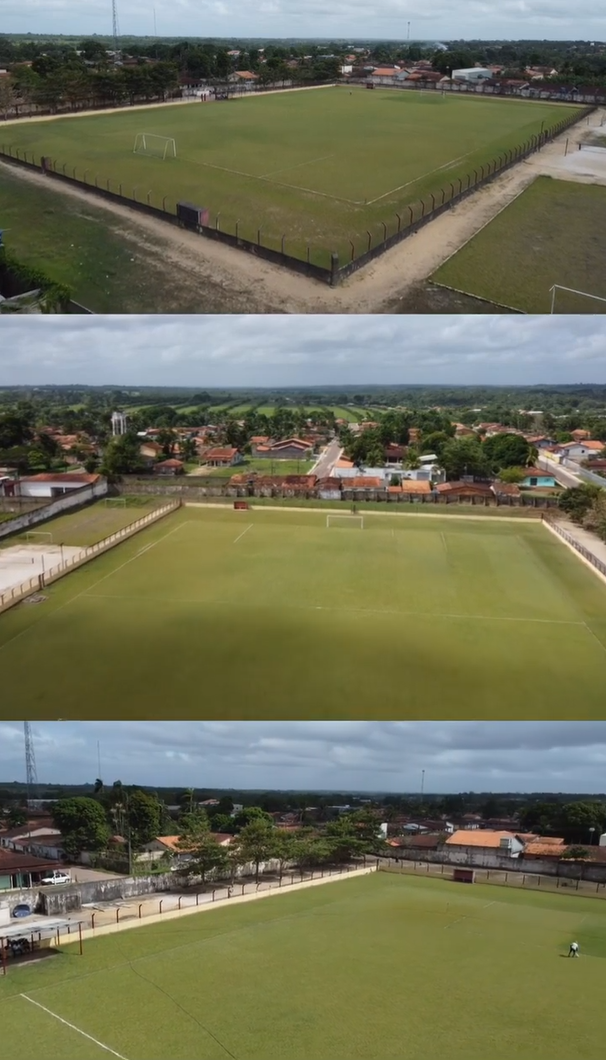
[310, 439, 342, 479]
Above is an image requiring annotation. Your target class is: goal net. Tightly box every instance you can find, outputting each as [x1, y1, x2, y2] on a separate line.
[549, 285, 606, 314]
[103, 497, 127, 508]
[25, 531, 53, 543]
[133, 134, 177, 160]
[326, 515, 364, 529]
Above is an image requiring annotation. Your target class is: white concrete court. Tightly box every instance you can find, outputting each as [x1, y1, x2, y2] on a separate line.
[0, 543, 84, 594]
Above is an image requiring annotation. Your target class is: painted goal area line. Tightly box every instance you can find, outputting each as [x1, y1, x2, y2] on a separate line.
[80, 595, 587, 629]
[21, 995, 130, 1060]
[178, 147, 475, 207]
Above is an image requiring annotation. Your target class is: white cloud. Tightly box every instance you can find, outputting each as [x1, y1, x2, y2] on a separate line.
[0, 315, 604, 386]
[1, 721, 606, 791]
[1, 0, 606, 39]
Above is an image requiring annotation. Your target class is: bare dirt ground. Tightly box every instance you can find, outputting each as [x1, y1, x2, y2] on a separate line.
[3, 105, 604, 314]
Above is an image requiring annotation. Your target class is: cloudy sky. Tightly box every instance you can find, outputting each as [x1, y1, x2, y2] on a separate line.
[1, 315, 605, 388]
[2, 0, 606, 42]
[2, 721, 606, 792]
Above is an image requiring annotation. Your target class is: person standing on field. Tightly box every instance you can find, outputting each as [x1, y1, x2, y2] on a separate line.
[568, 941, 579, 957]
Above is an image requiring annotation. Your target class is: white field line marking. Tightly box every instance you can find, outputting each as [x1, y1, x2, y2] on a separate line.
[0, 521, 185, 655]
[261, 153, 335, 178]
[583, 621, 606, 657]
[79, 595, 584, 627]
[445, 915, 468, 928]
[365, 150, 474, 205]
[179, 152, 359, 204]
[482, 901, 496, 909]
[21, 995, 130, 1060]
[233, 524, 253, 544]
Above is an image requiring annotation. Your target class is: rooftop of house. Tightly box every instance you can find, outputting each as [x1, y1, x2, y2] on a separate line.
[388, 480, 432, 494]
[19, 472, 101, 484]
[445, 830, 520, 848]
[205, 447, 240, 459]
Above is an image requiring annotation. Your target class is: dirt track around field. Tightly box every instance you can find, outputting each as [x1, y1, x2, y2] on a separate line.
[2, 104, 604, 313]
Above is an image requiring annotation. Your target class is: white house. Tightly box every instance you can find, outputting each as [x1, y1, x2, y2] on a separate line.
[557, 441, 604, 461]
[17, 472, 102, 499]
[452, 67, 492, 82]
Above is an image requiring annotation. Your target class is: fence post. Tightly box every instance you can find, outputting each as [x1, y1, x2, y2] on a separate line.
[395, 212, 401, 232]
[159, 900, 163, 914]
[138, 904, 143, 918]
[116, 908, 120, 923]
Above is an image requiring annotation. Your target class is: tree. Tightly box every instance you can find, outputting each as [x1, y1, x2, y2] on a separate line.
[561, 846, 590, 860]
[483, 433, 531, 471]
[559, 484, 601, 523]
[99, 433, 145, 478]
[555, 801, 606, 844]
[126, 789, 162, 848]
[231, 806, 273, 832]
[439, 437, 489, 481]
[6, 805, 27, 828]
[324, 815, 369, 863]
[233, 818, 276, 882]
[52, 797, 111, 858]
[498, 467, 527, 484]
[177, 808, 230, 883]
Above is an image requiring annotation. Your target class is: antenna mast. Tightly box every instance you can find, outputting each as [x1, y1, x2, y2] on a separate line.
[112, 0, 120, 62]
[24, 722, 38, 807]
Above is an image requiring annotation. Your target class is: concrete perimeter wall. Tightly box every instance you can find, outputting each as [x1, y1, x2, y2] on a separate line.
[382, 848, 606, 882]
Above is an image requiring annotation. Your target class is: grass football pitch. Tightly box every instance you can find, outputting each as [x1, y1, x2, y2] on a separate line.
[432, 176, 606, 312]
[2, 90, 582, 266]
[3, 872, 606, 1060]
[0, 504, 605, 720]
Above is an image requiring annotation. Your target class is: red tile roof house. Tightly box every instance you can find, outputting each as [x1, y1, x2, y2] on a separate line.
[152, 459, 185, 476]
[444, 830, 525, 858]
[204, 447, 244, 468]
[137, 833, 234, 867]
[253, 439, 313, 460]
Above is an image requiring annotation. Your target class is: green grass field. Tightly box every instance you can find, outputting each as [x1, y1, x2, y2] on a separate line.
[2, 872, 606, 1060]
[3, 498, 161, 551]
[432, 176, 606, 312]
[205, 457, 315, 477]
[2, 90, 582, 265]
[0, 504, 605, 721]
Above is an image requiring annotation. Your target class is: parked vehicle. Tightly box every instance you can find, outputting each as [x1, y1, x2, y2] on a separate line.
[40, 870, 71, 885]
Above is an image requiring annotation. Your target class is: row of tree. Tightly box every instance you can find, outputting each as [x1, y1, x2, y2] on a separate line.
[559, 485, 606, 543]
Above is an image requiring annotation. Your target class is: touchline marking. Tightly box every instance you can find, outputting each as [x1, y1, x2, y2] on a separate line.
[21, 996, 130, 1060]
[261, 153, 335, 178]
[233, 524, 253, 544]
[0, 520, 185, 656]
[445, 916, 468, 929]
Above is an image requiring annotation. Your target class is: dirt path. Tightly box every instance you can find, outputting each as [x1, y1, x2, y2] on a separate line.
[2, 106, 603, 313]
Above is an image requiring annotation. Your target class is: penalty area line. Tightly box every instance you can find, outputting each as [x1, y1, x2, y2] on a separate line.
[234, 524, 253, 544]
[21, 995, 130, 1060]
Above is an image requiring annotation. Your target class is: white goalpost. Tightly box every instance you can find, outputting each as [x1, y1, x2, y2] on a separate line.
[25, 531, 53, 543]
[326, 514, 364, 529]
[133, 134, 177, 160]
[549, 285, 606, 313]
[103, 497, 127, 507]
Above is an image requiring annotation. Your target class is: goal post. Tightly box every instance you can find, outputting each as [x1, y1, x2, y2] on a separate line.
[25, 531, 53, 543]
[103, 497, 127, 508]
[133, 134, 177, 160]
[549, 285, 606, 314]
[326, 514, 364, 529]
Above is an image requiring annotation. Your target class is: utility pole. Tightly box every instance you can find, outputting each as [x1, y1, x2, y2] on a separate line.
[420, 770, 425, 800]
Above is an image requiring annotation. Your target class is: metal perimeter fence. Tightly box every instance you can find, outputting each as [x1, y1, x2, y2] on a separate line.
[0, 500, 180, 615]
[378, 859, 606, 898]
[544, 516, 606, 579]
[0, 102, 593, 287]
